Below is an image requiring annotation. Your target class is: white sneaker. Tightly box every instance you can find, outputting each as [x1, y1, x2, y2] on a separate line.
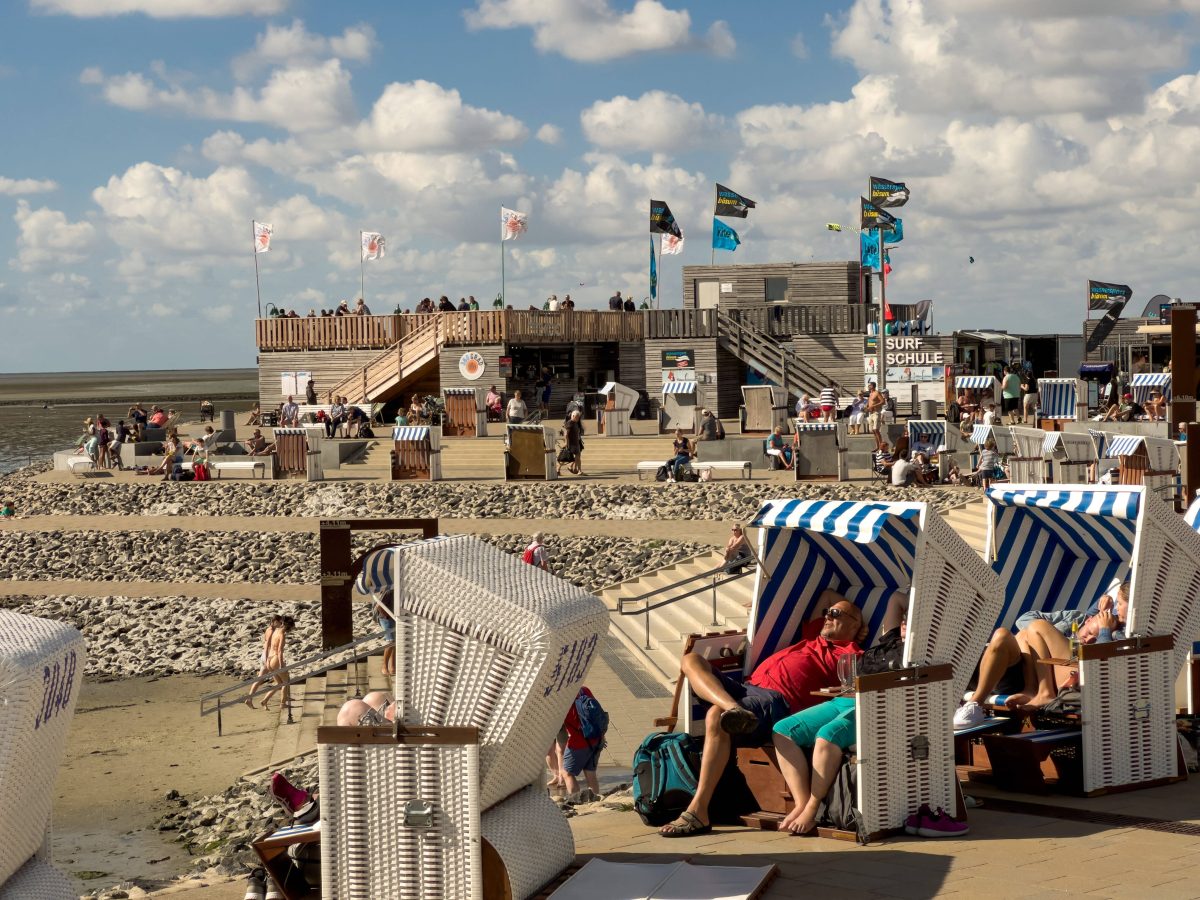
[953, 701, 986, 730]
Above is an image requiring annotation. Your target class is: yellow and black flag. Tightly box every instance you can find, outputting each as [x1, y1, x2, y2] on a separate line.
[715, 183, 756, 218]
[869, 175, 910, 208]
[860, 197, 897, 232]
[650, 200, 682, 237]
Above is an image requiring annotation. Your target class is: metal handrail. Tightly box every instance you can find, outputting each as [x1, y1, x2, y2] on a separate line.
[199, 629, 388, 736]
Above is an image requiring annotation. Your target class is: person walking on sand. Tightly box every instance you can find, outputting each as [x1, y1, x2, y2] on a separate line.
[260, 616, 295, 712]
[245, 615, 283, 708]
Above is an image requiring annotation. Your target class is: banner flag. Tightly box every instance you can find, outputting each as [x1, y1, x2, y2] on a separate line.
[361, 231, 385, 260]
[826, 223, 842, 232]
[661, 232, 684, 255]
[715, 183, 756, 218]
[253, 221, 272, 253]
[650, 236, 658, 302]
[650, 199, 682, 237]
[887, 218, 903, 243]
[860, 230, 892, 271]
[501, 207, 528, 241]
[860, 197, 896, 232]
[1088, 279, 1133, 311]
[869, 175, 910, 208]
[712, 218, 740, 251]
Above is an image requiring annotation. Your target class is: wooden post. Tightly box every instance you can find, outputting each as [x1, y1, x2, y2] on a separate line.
[1171, 307, 1197, 505]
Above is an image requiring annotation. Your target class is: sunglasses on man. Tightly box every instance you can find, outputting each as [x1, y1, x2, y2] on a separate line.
[824, 607, 858, 621]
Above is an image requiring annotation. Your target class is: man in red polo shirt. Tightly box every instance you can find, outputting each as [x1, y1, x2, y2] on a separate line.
[659, 590, 865, 837]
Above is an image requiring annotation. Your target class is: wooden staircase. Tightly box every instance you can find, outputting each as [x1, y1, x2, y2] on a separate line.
[330, 315, 442, 404]
[716, 309, 850, 399]
[942, 496, 989, 558]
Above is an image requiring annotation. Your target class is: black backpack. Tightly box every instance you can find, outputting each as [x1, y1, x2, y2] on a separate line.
[817, 752, 868, 843]
[654, 464, 670, 482]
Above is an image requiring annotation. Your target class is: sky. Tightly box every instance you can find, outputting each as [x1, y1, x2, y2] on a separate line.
[3, 1, 1200, 371]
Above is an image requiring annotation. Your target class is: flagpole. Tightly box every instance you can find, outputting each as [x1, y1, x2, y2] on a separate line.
[500, 238, 506, 307]
[359, 232, 366, 304]
[251, 219, 262, 319]
[877, 226, 887, 393]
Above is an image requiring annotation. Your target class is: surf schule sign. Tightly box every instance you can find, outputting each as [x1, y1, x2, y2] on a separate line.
[883, 337, 944, 367]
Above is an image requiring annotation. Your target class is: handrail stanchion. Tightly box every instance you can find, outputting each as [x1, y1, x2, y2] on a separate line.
[645, 597, 651, 650]
[711, 575, 720, 627]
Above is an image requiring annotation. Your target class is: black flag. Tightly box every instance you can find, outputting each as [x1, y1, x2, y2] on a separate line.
[649, 200, 682, 237]
[1087, 280, 1133, 312]
[860, 197, 896, 232]
[715, 183, 756, 218]
[869, 175, 910, 208]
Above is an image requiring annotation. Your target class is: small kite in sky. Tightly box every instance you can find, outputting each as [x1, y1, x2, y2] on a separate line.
[826, 223, 842, 232]
[968, 256, 975, 264]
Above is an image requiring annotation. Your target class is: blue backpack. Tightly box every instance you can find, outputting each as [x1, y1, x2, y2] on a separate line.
[574, 691, 609, 744]
[631, 731, 701, 826]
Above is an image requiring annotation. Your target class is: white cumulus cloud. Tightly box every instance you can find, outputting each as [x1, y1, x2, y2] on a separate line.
[465, 0, 733, 62]
[232, 20, 376, 78]
[582, 90, 727, 153]
[536, 124, 562, 144]
[0, 176, 58, 195]
[356, 80, 527, 151]
[32, 0, 287, 17]
[11, 201, 97, 272]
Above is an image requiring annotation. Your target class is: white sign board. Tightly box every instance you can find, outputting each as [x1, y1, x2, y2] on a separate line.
[720, 283, 733, 293]
[280, 372, 298, 397]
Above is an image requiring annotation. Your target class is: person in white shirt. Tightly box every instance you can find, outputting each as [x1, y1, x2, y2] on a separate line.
[280, 395, 299, 427]
[818, 385, 839, 423]
[506, 390, 528, 424]
[795, 394, 817, 420]
[890, 449, 914, 486]
[982, 403, 997, 426]
[547, 295, 560, 311]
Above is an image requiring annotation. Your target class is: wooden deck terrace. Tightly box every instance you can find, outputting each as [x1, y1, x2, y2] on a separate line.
[254, 305, 868, 352]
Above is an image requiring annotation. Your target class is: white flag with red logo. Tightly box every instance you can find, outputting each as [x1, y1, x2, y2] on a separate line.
[361, 231, 385, 261]
[501, 207, 528, 241]
[661, 232, 685, 255]
[254, 221, 272, 254]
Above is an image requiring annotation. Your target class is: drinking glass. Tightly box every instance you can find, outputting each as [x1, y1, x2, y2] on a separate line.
[837, 654, 858, 692]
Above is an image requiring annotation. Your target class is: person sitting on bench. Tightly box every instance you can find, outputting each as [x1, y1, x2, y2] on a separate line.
[659, 590, 866, 838]
[665, 429, 693, 482]
[953, 583, 1128, 729]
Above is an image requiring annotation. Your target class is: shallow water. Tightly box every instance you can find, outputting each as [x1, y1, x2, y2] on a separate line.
[0, 369, 257, 473]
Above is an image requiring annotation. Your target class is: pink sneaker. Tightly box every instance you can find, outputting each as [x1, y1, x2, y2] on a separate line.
[906, 804, 968, 838]
[269, 772, 311, 815]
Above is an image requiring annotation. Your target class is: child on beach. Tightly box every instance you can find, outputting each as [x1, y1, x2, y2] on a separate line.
[0, 501, 14, 518]
[561, 687, 607, 801]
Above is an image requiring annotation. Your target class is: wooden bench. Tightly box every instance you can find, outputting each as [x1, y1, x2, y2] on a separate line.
[211, 459, 269, 479]
[291, 404, 373, 433]
[636, 460, 752, 480]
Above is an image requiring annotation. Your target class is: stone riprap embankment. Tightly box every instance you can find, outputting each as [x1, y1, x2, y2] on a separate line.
[0, 531, 707, 592]
[0, 534, 706, 679]
[0, 477, 961, 520]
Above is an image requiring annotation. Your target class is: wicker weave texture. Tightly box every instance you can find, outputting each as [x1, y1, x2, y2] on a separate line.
[0, 611, 85, 885]
[481, 786, 574, 899]
[1127, 494, 1200, 681]
[318, 740, 482, 900]
[907, 512, 1005, 703]
[0, 856, 75, 900]
[389, 536, 608, 809]
[1081, 650, 1177, 793]
[1009, 427, 1048, 484]
[856, 679, 956, 836]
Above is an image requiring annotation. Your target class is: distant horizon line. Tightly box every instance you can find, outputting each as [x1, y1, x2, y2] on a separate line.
[0, 366, 256, 377]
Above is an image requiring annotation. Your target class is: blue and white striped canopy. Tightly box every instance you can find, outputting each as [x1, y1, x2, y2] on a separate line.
[987, 487, 1138, 629]
[662, 381, 695, 394]
[1038, 379, 1080, 419]
[1105, 435, 1146, 458]
[794, 423, 837, 432]
[907, 420, 945, 444]
[970, 424, 1014, 455]
[1130, 372, 1171, 406]
[956, 376, 997, 390]
[273, 427, 308, 435]
[746, 499, 922, 670]
[393, 426, 430, 441]
[1042, 432, 1060, 454]
[1187, 497, 1200, 531]
[1088, 428, 1107, 459]
[356, 547, 398, 596]
[443, 387, 476, 395]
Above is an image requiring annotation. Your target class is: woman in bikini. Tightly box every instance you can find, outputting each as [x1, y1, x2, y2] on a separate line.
[245, 615, 283, 708]
[260, 616, 295, 712]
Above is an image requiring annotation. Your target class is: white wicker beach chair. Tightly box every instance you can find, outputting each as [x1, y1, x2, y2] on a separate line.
[1008, 426, 1049, 484]
[0, 610, 85, 897]
[359, 535, 608, 809]
[1037, 378, 1086, 421]
[0, 856, 76, 900]
[697, 499, 1003, 838]
[985, 485, 1200, 793]
[1043, 431, 1097, 484]
[504, 424, 557, 480]
[969, 424, 1015, 456]
[1103, 433, 1180, 498]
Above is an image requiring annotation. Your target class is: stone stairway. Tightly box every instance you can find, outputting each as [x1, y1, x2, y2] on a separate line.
[438, 433, 725, 479]
[339, 438, 390, 476]
[601, 549, 755, 688]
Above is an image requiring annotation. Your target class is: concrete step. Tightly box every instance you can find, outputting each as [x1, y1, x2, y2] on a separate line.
[262, 673, 326, 771]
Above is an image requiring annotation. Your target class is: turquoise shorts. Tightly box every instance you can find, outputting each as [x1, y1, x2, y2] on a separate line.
[772, 696, 857, 750]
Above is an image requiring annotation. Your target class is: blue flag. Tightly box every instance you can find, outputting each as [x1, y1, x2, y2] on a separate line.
[860, 229, 892, 270]
[649, 236, 657, 302]
[712, 218, 740, 251]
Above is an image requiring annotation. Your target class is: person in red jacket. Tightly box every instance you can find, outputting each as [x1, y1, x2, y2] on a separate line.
[562, 686, 603, 800]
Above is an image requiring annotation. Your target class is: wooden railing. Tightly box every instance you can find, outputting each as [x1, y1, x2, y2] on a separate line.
[728, 304, 866, 336]
[256, 310, 645, 350]
[714, 310, 851, 398]
[330, 316, 443, 403]
[644, 308, 719, 339]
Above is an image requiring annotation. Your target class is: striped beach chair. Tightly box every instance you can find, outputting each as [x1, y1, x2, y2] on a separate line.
[970, 424, 1015, 456]
[985, 485, 1200, 793]
[955, 375, 1001, 409]
[321, 536, 606, 896]
[442, 387, 486, 437]
[1178, 497, 1200, 715]
[1043, 431, 1098, 484]
[391, 425, 442, 481]
[1103, 433, 1179, 499]
[1130, 372, 1171, 410]
[732, 499, 1003, 838]
[0, 611, 85, 900]
[504, 423, 557, 480]
[1008, 426, 1049, 484]
[1037, 378, 1086, 421]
